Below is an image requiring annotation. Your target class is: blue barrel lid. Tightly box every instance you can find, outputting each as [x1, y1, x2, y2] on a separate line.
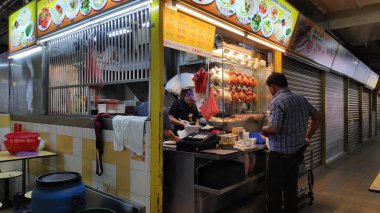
[36, 172, 82, 188]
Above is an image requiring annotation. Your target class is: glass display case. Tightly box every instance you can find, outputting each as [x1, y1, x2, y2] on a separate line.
[206, 41, 272, 132]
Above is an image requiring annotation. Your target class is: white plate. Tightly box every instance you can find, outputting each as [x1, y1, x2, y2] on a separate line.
[216, 0, 236, 17]
[273, 22, 284, 41]
[257, 0, 269, 17]
[281, 13, 293, 28]
[91, 0, 108, 11]
[17, 8, 31, 29]
[261, 17, 273, 37]
[52, 1, 65, 25]
[251, 13, 263, 32]
[24, 21, 34, 38]
[37, 7, 52, 32]
[191, 0, 214, 5]
[65, 0, 82, 20]
[236, 0, 257, 25]
[269, 5, 279, 23]
[80, 0, 91, 16]
[10, 29, 21, 47]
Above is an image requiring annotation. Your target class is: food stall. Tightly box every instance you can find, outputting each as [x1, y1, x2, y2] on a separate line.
[4, 0, 379, 212]
[6, 0, 155, 212]
[161, 0, 299, 211]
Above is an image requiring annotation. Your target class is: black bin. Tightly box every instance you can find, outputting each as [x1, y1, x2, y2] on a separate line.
[197, 160, 245, 189]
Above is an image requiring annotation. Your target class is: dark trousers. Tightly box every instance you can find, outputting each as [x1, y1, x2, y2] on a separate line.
[266, 147, 305, 213]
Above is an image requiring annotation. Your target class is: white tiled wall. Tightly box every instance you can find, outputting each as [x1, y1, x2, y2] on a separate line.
[8, 120, 151, 212]
[6, 121, 151, 212]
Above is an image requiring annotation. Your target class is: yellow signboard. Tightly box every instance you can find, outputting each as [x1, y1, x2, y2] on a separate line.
[164, 7, 216, 57]
[182, 0, 299, 47]
[9, 1, 37, 53]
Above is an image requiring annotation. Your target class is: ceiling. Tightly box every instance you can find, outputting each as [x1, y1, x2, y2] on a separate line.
[1, 0, 380, 73]
[288, 0, 380, 73]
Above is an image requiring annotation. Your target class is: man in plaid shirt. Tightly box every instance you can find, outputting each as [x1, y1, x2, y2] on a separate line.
[262, 72, 322, 213]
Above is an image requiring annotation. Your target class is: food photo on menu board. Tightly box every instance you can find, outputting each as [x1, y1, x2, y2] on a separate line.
[290, 15, 339, 68]
[186, 0, 299, 47]
[37, 0, 126, 36]
[9, 2, 36, 52]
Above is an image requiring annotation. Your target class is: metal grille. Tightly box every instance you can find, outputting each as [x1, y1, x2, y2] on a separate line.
[325, 73, 344, 162]
[48, 6, 150, 115]
[348, 82, 360, 152]
[283, 57, 322, 169]
[362, 88, 370, 141]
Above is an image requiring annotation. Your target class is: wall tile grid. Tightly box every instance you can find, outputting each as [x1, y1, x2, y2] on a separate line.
[8, 120, 151, 210]
[0, 114, 23, 200]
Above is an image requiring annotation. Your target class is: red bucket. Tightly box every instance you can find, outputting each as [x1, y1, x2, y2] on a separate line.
[4, 132, 40, 155]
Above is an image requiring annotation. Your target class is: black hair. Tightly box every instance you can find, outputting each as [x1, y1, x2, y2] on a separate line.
[266, 72, 288, 88]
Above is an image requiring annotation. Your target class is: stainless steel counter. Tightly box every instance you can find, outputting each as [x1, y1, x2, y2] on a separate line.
[163, 146, 267, 213]
[86, 186, 145, 213]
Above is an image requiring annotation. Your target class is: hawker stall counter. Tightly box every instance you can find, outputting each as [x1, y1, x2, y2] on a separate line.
[163, 145, 267, 213]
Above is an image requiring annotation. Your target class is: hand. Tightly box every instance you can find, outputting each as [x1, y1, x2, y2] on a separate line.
[262, 126, 269, 137]
[305, 138, 311, 146]
[180, 119, 190, 127]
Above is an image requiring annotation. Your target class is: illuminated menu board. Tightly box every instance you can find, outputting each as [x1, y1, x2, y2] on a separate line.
[290, 15, 339, 69]
[37, 0, 129, 37]
[353, 61, 371, 84]
[164, 7, 216, 57]
[366, 71, 379, 89]
[9, 1, 37, 53]
[182, 0, 299, 47]
[331, 45, 359, 78]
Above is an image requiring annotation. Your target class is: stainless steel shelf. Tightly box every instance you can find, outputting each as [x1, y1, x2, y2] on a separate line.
[195, 145, 266, 160]
[194, 173, 265, 195]
[179, 60, 206, 66]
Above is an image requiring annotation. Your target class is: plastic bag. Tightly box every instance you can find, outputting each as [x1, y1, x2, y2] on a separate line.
[180, 73, 195, 89]
[165, 74, 182, 95]
[200, 88, 219, 120]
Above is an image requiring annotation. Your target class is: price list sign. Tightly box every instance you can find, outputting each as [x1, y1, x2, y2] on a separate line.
[164, 7, 216, 57]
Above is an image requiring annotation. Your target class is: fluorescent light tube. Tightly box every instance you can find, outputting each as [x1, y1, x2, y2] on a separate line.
[176, 4, 245, 37]
[93, 1, 151, 23]
[39, 22, 92, 43]
[247, 34, 285, 53]
[8, 46, 42, 59]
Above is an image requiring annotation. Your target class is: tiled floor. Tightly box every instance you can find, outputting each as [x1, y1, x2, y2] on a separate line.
[219, 135, 380, 213]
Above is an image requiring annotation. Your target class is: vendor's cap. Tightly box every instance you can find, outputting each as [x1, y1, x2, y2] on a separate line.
[186, 90, 195, 101]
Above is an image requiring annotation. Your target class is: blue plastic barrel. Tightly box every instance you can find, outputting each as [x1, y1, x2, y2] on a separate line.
[31, 172, 86, 213]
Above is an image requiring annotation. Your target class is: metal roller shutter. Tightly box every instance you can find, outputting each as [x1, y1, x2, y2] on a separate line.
[283, 57, 322, 169]
[326, 73, 344, 162]
[362, 88, 370, 141]
[348, 82, 360, 151]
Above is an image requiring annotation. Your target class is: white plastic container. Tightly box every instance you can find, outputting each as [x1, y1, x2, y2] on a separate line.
[98, 104, 106, 113]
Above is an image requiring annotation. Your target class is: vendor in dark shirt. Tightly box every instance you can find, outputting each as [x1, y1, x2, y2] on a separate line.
[169, 90, 200, 135]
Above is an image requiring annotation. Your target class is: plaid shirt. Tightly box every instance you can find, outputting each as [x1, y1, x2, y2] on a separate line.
[268, 88, 318, 154]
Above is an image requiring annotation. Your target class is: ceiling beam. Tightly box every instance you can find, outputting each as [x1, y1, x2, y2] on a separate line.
[326, 3, 380, 30]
